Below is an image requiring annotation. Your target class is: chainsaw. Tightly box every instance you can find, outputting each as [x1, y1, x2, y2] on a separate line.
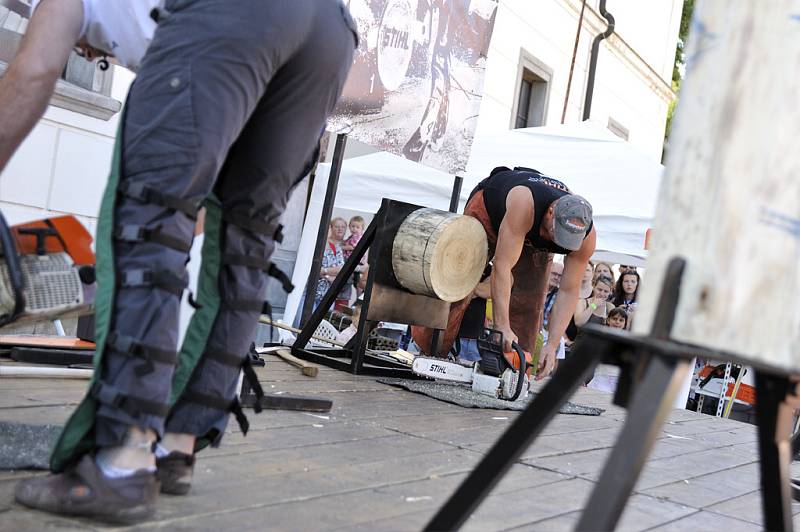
[412, 329, 532, 402]
[0, 212, 96, 328]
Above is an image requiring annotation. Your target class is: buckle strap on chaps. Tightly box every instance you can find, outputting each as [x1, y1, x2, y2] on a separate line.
[118, 268, 189, 296]
[268, 263, 294, 293]
[114, 224, 192, 253]
[90, 381, 170, 419]
[106, 331, 179, 376]
[181, 389, 250, 435]
[222, 253, 294, 293]
[204, 347, 265, 413]
[118, 180, 198, 220]
[222, 211, 283, 244]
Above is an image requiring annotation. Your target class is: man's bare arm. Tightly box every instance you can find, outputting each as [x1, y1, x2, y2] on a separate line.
[535, 226, 596, 379]
[548, 226, 597, 346]
[491, 186, 533, 351]
[0, 0, 84, 173]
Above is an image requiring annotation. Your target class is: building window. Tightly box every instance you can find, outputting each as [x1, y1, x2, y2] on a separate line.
[0, 1, 120, 120]
[512, 51, 552, 129]
[607, 117, 630, 140]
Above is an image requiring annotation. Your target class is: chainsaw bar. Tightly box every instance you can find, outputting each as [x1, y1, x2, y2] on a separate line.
[412, 357, 474, 384]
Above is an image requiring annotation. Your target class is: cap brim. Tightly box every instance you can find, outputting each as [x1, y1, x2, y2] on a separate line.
[553, 226, 583, 251]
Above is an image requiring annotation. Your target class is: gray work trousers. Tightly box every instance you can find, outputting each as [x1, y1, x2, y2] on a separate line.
[95, 0, 357, 447]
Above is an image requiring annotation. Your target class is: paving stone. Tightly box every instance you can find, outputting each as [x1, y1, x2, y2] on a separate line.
[705, 490, 800, 526]
[0, 350, 771, 530]
[645, 510, 761, 531]
[641, 462, 761, 508]
[508, 492, 695, 532]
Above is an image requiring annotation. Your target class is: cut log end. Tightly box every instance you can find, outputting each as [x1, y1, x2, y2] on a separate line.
[429, 216, 488, 301]
[392, 208, 488, 302]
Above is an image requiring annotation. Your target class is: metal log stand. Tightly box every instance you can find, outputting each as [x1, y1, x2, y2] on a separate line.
[427, 257, 796, 531]
[292, 197, 457, 377]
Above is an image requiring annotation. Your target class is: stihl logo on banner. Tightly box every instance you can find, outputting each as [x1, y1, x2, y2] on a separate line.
[330, 0, 499, 174]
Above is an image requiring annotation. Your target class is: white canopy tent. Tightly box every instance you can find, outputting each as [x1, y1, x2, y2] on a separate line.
[282, 122, 664, 325]
[465, 122, 663, 265]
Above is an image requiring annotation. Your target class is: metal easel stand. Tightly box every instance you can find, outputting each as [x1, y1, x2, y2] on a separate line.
[292, 198, 454, 378]
[426, 258, 796, 531]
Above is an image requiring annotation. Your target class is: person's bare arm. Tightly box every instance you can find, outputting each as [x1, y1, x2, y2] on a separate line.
[573, 298, 593, 327]
[491, 186, 533, 351]
[473, 277, 491, 299]
[0, 0, 84, 173]
[539, 226, 597, 379]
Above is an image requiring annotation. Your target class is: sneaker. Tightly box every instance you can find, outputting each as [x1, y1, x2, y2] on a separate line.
[156, 451, 195, 495]
[14, 455, 159, 524]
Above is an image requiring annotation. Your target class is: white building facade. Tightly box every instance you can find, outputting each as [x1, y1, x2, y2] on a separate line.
[0, 0, 681, 317]
[477, 0, 680, 159]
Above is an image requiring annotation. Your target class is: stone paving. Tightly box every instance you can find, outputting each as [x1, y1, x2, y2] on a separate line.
[1, 355, 797, 531]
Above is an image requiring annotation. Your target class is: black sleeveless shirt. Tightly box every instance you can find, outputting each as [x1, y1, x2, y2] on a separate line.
[474, 166, 592, 254]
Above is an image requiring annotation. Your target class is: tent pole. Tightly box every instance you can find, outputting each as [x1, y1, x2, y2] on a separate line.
[449, 175, 463, 213]
[300, 133, 348, 327]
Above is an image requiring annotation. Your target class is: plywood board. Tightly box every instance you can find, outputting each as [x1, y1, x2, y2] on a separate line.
[634, 1, 800, 371]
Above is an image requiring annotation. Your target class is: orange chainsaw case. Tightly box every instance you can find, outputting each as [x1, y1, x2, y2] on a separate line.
[11, 215, 95, 265]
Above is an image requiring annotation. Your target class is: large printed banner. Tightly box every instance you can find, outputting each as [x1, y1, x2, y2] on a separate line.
[329, 0, 499, 174]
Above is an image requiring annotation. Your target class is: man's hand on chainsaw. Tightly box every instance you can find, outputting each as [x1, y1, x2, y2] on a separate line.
[536, 342, 557, 381]
[498, 326, 518, 353]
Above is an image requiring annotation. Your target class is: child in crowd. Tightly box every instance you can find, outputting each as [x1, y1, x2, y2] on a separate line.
[341, 216, 365, 260]
[606, 307, 628, 329]
[343, 216, 368, 300]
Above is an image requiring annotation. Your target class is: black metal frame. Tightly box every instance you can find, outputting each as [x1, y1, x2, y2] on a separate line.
[292, 168, 466, 376]
[426, 257, 796, 531]
[300, 133, 349, 326]
[293, 198, 459, 376]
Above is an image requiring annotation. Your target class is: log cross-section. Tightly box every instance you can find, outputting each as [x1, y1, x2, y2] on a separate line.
[391, 208, 487, 302]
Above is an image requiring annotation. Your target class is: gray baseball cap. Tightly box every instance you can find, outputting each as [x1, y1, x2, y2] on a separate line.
[552, 195, 592, 251]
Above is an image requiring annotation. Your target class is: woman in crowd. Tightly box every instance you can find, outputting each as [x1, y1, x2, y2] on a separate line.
[593, 262, 615, 287]
[612, 270, 641, 312]
[579, 260, 595, 298]
[315, 217, 349, 312]
[564, 261, 595, 345]
[573, 275, 615, 328]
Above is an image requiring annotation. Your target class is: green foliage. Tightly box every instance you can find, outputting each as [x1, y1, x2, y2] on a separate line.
[665, 0, 695, 146]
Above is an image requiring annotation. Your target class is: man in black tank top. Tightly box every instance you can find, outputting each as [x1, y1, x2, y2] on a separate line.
[474, 166, 595, 378]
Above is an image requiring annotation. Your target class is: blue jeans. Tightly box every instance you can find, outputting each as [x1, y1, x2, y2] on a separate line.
[456, 338, 482, 362]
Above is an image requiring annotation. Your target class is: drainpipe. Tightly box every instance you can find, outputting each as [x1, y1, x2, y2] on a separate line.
[562, 0, 587, 124]
[582, 0, 615, 121]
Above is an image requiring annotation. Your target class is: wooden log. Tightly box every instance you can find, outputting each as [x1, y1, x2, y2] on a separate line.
[633, 1, 800, 372]
[391, 208, 487, 302]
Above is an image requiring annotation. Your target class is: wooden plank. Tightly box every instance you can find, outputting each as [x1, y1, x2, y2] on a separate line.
[0, 335, 95, 350]
[633, 1, 800, 370]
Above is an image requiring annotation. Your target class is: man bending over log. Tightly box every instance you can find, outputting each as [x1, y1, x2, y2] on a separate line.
[413, 166, 596, 380]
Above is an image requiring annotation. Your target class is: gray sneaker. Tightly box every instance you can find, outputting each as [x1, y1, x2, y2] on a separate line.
[156, 451, 195, 495]
[14, 455, 159, 524]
